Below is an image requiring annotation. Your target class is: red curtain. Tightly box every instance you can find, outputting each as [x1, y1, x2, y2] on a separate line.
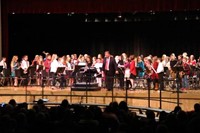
[2, 0, 200, 59]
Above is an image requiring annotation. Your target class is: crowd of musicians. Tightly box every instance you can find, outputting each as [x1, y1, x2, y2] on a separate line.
[0, 51, 200, 91]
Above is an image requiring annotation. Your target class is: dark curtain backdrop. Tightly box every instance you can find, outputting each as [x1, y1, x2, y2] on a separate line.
[3, 0, 200, 13]
[8, 14, 200, 62]
[2, 0, 200, 60]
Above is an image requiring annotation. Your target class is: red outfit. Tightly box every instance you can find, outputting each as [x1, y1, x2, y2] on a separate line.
[130, 60, 136, 76]
[44, 59, 51, 73]
[151, 62, 159, 79]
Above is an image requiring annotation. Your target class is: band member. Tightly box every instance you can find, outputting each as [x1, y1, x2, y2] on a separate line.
[44, 54, 52, 74]
[151, 56, 159, 91]
[0, 57, 7, 69]
[115, 55, 124, 89]
[42, 54, 52, 86]
[94, 58, 103, 87]
[10, 55, 20, 86]
[20, 55, 30, 86]
[102, 51, 118, 91]
[144, 57, 153, 90]
[124, 56, 131, 89]
[129, 55, 137, 90]
[188, 54, 196, 77]
[188, 54, 196, 66]
[0, 57, 7, 78]
[137, 55, 145, 78]
[157, 58, 164, 90]
[65, 55, 74, 86]
[57, 56, 67, 89]
[36, 55, 45, 86]
[181, 57, 190, 90]
[169, 53, 177, 79]
[50, 54, 59, 89]
[31, 55, 40, 67]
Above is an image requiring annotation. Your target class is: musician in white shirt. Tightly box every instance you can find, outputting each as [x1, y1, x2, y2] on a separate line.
[94, 58, 103, 87]
[157, 58, 164, 90]
[50, 54, 59, 89]
[20, 55, 30, 86]
[21, 55, 30, 74]
[0, 57, 7, 69]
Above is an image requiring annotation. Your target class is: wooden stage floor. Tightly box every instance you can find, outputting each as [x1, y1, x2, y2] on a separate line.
[0, 86, 200, 112]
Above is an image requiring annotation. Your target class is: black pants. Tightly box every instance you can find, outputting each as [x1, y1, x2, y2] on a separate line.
[21, 73, 29, 86]
[105, 71, 114, 91]
[59, 74, 66, 88]
[158, 72, 164, 90]
[116, 73, 124, 88]
[50, 72, 56, 86]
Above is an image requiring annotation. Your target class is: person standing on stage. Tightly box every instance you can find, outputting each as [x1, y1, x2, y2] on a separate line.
[10, 55, 20, 86]
[102, 51, 118, 91]
[20, 55, 30, 86]
[50, 54, 59, 89]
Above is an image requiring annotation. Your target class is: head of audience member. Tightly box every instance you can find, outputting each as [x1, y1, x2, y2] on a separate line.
[119, 101, 128, 112]
[60, 99, 69, 109]
[194, 103, 200, 112]
[8, 99, 17, 108]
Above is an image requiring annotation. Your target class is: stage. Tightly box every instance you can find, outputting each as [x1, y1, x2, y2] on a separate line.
[0, 86, 199, 112]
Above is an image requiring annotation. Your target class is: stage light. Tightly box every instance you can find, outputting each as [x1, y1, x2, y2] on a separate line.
[47, 12, 50, 15]
[196, 16, 199, 20]
[124, 18, 128, 22]
[118, 14, 122, 18]
[105, 18, 110, 22]
[94, 18, 100, 22]
[185, 17, 188, 20]
[12, 12, 15, 14]
[114, 18, 118, 22]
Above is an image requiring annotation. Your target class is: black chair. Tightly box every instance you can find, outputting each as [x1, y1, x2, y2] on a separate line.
[28, 66, 37, 86]
[2, 68, 12, 86]
[15, 69, 27, 86]
[0, 66, 4, 86]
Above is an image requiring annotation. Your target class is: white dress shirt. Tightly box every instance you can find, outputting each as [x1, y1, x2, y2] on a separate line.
[157, 62, 164, 73]
[0, 60, 7, 69]
[50, 59, 59, 73]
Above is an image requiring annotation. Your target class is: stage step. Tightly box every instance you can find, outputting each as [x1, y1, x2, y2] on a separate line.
[71, 82, 101, 91]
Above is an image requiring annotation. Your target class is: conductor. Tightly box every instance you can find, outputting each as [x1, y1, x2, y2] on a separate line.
[102, 51, 118, 91]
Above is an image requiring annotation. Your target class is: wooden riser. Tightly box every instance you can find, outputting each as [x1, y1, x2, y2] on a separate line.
[0, 86, 199, 111]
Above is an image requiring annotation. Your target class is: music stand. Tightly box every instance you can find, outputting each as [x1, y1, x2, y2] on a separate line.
[56, 67, 65, 74]
[172, 66, 186, 106]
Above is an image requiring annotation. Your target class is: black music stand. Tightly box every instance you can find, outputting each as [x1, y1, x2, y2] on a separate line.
[172, 66, 186, 106]
[56, 67, 65, 74]
[74, 65, 86, 83]
[172, 66, 184, 90]
[56, 67, 66, 88]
